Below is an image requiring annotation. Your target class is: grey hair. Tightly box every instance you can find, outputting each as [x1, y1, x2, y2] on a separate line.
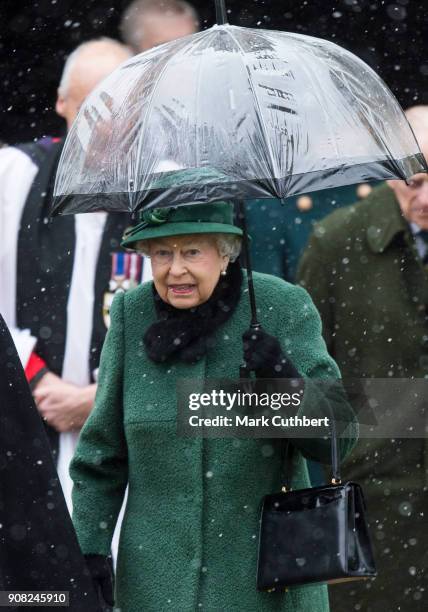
[135, 233, 242, 262]
[120, 0, 199, 52]
[214, 233, 242, 262]
[58, 37, 130, 95]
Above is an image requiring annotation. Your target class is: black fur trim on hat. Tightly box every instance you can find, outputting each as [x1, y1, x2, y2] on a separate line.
[143, 260, 243, 364]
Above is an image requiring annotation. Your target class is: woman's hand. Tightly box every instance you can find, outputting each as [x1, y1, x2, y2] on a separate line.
[84, 554, 114, 611]
[242, 327, 301, 378]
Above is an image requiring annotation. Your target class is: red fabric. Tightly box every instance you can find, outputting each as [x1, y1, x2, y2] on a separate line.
[25, 352, 47, 383]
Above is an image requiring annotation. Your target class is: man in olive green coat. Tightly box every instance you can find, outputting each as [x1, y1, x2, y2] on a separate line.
[298, 107, 428, 611]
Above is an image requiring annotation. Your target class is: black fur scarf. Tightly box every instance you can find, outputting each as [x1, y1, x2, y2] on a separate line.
[143, 260, 243, 364]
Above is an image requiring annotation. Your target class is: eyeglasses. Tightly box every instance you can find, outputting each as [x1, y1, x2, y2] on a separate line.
[150, 247, 206, 266]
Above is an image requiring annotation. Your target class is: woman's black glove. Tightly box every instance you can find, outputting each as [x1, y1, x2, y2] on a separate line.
[84, 554, 114, 611]
[242, 327, 301, 378]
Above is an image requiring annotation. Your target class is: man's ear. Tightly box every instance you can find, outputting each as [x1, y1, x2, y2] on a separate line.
[55, 90, 66, 119]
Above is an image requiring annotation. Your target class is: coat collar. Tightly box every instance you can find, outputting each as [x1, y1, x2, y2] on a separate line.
[365, 184, 410, 253]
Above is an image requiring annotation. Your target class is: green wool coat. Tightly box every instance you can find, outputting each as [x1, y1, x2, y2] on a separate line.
[71, 271, 356, 612]
[297, 185, 428, 610]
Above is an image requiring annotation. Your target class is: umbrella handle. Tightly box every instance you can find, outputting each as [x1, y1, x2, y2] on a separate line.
[240, 322, 262, 378]
[237, 200, 260, 327]
[237, 199, 260, 377]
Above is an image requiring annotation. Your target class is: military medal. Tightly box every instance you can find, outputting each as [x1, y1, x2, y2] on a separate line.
[103, 253, 125, 328]
[128, 253, 143, 288]
[103, 252, 144, 328]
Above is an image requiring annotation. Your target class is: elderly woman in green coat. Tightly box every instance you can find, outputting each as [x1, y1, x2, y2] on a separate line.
[70, 201, 356, 612]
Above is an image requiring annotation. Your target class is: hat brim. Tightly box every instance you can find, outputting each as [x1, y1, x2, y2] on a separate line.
[122, 221, 243, 250]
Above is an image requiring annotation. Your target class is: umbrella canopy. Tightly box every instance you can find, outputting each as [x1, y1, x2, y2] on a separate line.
[52, 23, 426, 216]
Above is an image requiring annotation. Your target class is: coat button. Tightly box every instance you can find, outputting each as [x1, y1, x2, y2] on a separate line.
[297, 195, 313, 211]
[357, 183, 373, 199]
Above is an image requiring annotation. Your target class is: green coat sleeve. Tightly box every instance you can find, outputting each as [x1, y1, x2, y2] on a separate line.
[275, 281, 357, 465]
[70, 291, 128, 556]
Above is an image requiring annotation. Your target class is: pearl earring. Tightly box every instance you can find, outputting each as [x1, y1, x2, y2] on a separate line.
[221, 269, 227, 276]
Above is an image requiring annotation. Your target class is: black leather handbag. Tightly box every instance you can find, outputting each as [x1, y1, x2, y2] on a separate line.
[256, 421, 377, 591]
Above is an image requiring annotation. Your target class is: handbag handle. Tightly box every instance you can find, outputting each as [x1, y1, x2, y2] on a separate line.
[330, 413, 341, 485]
[281, 405, 342, 490]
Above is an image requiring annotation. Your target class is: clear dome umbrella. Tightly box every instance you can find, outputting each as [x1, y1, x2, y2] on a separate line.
[52, 3, 426, 215]
[52, 0, 427, 346]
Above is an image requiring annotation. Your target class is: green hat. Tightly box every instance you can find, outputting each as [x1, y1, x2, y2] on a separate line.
[122, 201, 243, 250]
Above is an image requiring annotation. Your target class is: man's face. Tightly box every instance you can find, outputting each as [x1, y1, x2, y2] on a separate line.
[389, 173, 428, 229]
[138, 13, 197, 52]
[55, 47, 130, 131]
[55, 76, 96, 130]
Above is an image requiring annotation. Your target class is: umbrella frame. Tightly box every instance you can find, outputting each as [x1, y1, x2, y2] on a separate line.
[237, 199, 261, 377]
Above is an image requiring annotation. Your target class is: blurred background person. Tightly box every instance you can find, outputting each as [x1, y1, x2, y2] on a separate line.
[120, 0, 199, 53]
[0, 38, 132, 513]
[297, 106, 428, 611]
